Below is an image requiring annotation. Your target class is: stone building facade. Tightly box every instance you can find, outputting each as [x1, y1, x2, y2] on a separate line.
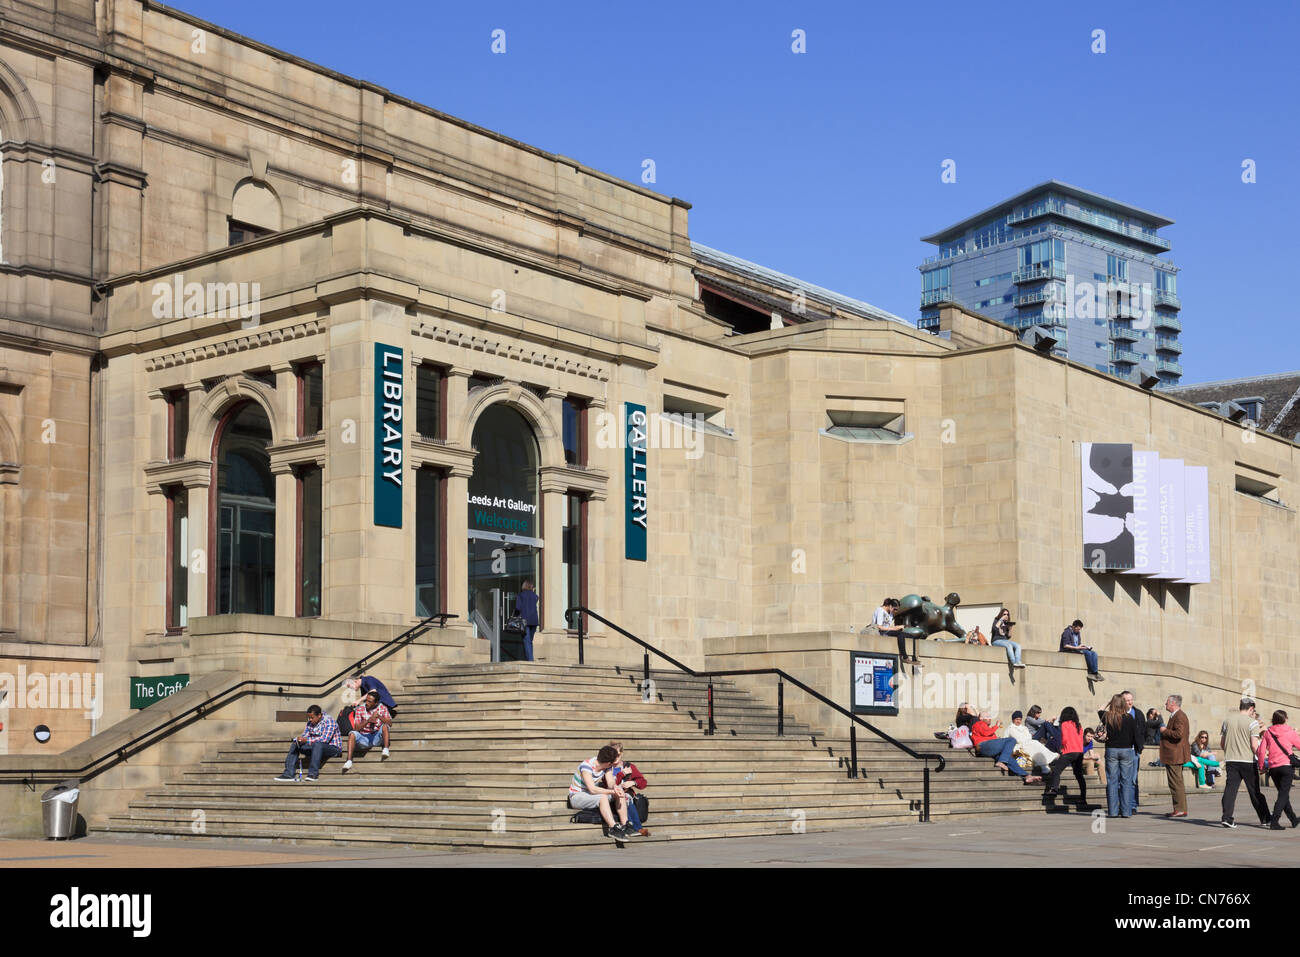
[1, 0, 1297, 758]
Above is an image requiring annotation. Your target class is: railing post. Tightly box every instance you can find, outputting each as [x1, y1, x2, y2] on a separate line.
[643, 649, 650, 693]
[850, 724, 858, 778]
[706, 678, 715, 736]
[923, 761, 932, 823]
[777, 678, 784, 737]
[577, 610, 585, 665]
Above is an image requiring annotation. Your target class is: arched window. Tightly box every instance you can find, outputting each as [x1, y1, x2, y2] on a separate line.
[229, 180, 281, 245]
[466, 403, 541, 659]
[213, 402, 275, 614]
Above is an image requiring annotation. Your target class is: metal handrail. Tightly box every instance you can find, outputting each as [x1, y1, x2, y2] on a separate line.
[565, 606, 946, 822]
[0, 613, 457, 786]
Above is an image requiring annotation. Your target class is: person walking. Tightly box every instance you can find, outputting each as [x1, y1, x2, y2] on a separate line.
[989, 608, 1024, 669]
[1099, 694, 1139, 818]
[1044, 707, 1088, 803]
[515, 580, 540, 662]
[1160, 694, 1191, 818]
[1258, 710, 1300, 830]
[1219, 697, 1271, 829]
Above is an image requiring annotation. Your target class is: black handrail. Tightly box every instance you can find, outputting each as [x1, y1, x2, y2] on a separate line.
[565, 606, 945, 823]
[0, 613, 457, 787]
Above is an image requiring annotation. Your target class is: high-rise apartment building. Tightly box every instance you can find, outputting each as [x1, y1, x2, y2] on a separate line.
[918, 182, 1182, 385]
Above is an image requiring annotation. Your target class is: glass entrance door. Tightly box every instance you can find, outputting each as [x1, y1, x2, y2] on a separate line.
[468, 537, 539, 662]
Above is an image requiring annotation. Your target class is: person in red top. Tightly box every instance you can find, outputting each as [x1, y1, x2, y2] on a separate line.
[1257, 709, 1300, 830]
[605, 741, 650, 837]
[1044, 707, 1089, 803]
[972, 711, 1042, 783]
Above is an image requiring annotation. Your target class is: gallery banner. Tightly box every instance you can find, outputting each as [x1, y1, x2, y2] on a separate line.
[1080, 442, 1210, 583]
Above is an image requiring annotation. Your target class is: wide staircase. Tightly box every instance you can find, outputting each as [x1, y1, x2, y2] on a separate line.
[97, 662, 1140, 852]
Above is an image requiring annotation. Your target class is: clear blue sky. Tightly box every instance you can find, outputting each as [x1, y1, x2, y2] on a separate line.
[170, 0, 1300, 384]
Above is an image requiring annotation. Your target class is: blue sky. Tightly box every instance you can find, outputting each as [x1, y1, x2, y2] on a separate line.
[170, 0, 1300, 383]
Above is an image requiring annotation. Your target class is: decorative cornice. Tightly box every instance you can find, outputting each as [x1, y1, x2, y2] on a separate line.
[411, 319, 609, 383]
[0, 463, 20, 486]
[143, 458, 212, 493]
[409, 437, 476, 477]
[268, 436, 327, 473]
[140, 318, 326, 371]
[539, 464, 609, 500]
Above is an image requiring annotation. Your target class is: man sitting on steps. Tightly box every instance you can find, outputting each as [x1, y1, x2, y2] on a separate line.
[342, 690, 392, 772]
[275, 705, 342, 782]
[568, 744, 632, 840]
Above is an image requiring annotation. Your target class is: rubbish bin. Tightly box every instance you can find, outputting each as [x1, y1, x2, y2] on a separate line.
[41, 782, 80, 840]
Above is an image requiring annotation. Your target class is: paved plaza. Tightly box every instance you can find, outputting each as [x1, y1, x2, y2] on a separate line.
[3, 793, 1295, 868]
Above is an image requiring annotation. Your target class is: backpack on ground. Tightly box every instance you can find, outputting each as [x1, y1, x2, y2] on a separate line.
[569, 807, 604, 825]
[633, 792, 649, 823]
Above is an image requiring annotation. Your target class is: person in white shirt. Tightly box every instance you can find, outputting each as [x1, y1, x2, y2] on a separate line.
[1005, 710, 1058, 772]
[872, 597, 911, 663]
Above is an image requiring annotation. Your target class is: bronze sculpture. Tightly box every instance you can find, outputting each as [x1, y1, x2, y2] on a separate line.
[896, 592, 966, 642]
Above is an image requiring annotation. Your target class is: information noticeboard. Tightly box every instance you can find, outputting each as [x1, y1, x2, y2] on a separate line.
[850, 652, 899, 716]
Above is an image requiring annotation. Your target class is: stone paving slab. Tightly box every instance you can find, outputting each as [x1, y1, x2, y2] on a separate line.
[3, 793, 1294, 868]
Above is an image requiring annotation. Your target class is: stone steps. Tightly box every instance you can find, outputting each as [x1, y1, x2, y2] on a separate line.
[99, 663, 1132, 851]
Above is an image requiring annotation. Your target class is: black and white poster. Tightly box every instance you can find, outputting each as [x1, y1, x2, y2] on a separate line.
[1081, 442, 1135, 570]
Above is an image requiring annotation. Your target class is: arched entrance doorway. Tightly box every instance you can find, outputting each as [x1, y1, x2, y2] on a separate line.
[468, 403, 540, 661]
[212, 401, 275, 615]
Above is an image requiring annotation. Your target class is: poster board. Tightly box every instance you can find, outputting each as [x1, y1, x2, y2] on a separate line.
[851, 651, 899, 716]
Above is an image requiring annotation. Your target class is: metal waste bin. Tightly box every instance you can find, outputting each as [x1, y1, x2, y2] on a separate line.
[41, 782, 80, 840]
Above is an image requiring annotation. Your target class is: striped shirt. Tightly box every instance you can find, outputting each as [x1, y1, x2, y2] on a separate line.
[570, 757, 603, 794]
[301, 715, 341, 751]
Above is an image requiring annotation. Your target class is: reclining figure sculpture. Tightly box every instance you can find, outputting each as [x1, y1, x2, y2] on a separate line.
[896, 592, 966, 642]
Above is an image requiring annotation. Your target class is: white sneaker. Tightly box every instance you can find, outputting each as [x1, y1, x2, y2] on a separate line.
[381, 748, 390, 759]
[342, 760, 353, 772]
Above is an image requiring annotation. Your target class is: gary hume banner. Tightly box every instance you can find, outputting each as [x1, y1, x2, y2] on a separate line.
[1081, 442, 1135, 570]
[1122, 449, 1159, 576]
[1081, 444, 1210, 583]
[1179, 465, 1210, 584]
[1156, 458, 1187, 580]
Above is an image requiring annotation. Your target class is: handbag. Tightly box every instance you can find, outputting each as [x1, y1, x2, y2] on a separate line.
[503, 614, 527, 634]
[1267, 729, 1300, 774]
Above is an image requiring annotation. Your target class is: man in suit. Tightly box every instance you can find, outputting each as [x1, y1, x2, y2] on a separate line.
[1123, 691, 1144, 807]
[1160, 694, 1191, 818]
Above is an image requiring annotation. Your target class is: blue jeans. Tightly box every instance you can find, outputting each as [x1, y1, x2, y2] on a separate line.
[284, 739, 341, 778]
[523, 625, 537, 661]
[978, 738, 1028, 776]
[991, 638, 1021, 665]
[1066, 646, 1100, 674]
[626, 796, 642, 831]
[1105, 747, 1137, 816]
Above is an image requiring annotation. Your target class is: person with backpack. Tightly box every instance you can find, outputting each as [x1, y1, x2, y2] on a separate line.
[1257, 710, 1300, 830]
[567, 744, 631, 840]
[605, 741, 650, 837]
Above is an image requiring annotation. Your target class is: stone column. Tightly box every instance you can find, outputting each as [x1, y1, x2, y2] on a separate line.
[184, 478, 210, 620]
[539, 388, 568, 635]
[272, 363, 299, 617]
[444, 367, 474, 626]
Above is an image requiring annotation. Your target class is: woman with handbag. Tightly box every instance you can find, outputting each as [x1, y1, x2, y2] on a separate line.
[1257, 710, 1300, 830]
[514, 580, 540, 662]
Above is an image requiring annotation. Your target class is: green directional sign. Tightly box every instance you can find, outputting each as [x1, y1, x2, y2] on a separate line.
[130, 674, 190, 710]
